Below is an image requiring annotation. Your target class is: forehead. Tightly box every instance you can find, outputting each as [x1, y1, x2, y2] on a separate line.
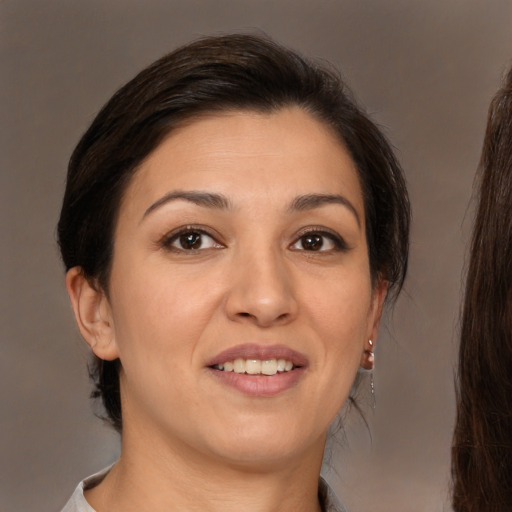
[124, 107, 364, 217]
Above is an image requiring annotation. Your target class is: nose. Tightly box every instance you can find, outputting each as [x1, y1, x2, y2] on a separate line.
[224, 247, 299, 327]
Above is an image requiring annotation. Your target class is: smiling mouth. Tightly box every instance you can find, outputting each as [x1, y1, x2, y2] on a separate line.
[211, 358, 296, 376]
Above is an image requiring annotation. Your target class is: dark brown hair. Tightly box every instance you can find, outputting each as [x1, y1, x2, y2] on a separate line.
[58, 33, 410, 432]
[452, 66, 512, 511]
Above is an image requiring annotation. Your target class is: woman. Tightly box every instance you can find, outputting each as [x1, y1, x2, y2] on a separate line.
[58, 34, 410, 512]
[452, 67, 512, 511]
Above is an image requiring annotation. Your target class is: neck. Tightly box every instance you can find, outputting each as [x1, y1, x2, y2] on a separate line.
[85, 421, 326, 512]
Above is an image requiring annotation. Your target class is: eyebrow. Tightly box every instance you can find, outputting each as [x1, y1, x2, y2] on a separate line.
[288, 194, 361, 227]
[142, 190, 361, 227]
[142, 191, 231, 219]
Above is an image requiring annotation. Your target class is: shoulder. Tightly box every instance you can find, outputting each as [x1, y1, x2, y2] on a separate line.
[60, 466, 112, 512]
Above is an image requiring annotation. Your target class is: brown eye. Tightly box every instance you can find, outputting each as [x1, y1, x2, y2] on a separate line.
[164, 229, 221, 251]
[290, 229, 345, 252]
[179, 232, 202, 250]
[301, 234, 324, 251]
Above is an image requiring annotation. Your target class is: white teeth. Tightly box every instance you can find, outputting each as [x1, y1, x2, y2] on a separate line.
[245, 359, 262, 374]
[214, 358, 295, 375]
[261, 359, 278, 375]
[233, 358, 245, 373]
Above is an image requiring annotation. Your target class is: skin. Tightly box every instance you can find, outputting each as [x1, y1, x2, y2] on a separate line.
[66, 107, 386, 512]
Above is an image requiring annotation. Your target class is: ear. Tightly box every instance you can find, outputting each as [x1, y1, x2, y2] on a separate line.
[65, 267, 119, 361]
[360, 280, 387, 370]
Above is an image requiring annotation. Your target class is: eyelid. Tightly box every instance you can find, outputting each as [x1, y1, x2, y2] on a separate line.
[290, 225, 349, 251]
[159, 224, 225, 251]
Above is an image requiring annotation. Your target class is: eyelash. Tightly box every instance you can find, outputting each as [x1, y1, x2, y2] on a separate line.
[290, 227, 348, 253]
[160, 225, 224, 252]
[159, 225, 348, 254]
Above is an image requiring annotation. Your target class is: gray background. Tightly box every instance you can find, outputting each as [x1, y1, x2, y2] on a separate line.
[2, 1, 511, 511]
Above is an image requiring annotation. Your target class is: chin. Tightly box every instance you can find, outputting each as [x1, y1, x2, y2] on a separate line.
[213, 443, 309, 472]
[204, 421, 324, 469]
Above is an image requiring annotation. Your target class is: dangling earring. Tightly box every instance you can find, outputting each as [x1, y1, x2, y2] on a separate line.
[367, 340, 376, 409]
[370, 374, 376, 409]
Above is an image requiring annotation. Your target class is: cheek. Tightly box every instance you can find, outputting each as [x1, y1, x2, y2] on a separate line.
[114, 260, 242, 373]
[304, 267, 373, 343]
[294, 271, 373, 428]
[301, 264, 373, 403]
[108, 268, 223, 378]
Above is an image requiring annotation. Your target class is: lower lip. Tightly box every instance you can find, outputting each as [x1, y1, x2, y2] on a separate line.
[207, 368, 306, 397]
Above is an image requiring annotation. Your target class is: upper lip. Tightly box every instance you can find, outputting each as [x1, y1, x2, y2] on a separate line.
[206, 344, 309, 368]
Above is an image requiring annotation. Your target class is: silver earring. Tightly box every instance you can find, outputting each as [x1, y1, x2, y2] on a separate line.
[368, 340, 376, 409]
[370, 373, 376, 409]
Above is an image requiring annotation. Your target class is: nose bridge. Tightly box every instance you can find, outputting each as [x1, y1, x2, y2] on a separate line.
[225, 238, 298, 326]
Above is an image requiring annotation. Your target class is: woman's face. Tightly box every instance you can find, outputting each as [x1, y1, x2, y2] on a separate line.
[84, 107, 384, 468]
